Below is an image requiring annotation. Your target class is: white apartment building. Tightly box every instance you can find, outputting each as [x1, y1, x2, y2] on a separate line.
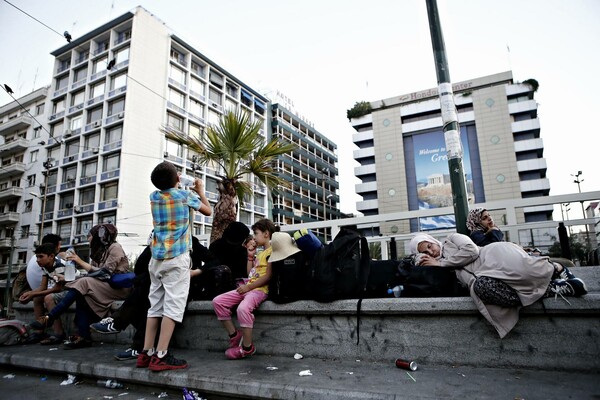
[350, 71, 551, 243]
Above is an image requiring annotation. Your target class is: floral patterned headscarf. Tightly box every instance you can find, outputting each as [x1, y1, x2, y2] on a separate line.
[88, 223, 118, 263]
[466, 208, 486, 232]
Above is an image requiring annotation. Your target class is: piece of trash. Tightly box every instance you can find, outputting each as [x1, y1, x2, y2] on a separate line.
[97, 379, 124, 389]
[49, 348, 58, 351]
[293, 353, 303, 360]
[458, 373, 466, 377]
[117, 394, 129, 397]
[406, 372, 417, 382]
[157, 391, 169, 398]
[299, 370, 312, 377]
[345, 372, 354, 375]
[3, 374, 15, 379]
[102, 396, 113, 399]
[60, 374, 77, 385]
[183, 388, 205, 400]
[355, 359, 361, 362]
[41, 376, 47, 381]
[266, 366, 278, 370]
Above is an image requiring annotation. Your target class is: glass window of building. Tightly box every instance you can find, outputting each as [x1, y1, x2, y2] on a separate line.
[24, 200, 33, 212]
[108, 98, 125, 116]
[56, 76, 68, 90]
[71, 90, 85, 106]
[225, 98, 237, 113]
[74, 67, 88, 82]
[63, 165, 77, 180]
[30, 150, 38, 163]
[91, 82, 105, 98]
[36, 103, 45, 115]
[206, 177, 218, 194]
[65, 141, 78, 157]
[47, 171, 58, 187]
[111, 73, 127, 90]
[226, 83, 238, 98]
[50, 122, 64, 136]
[79, 187, 95, 205]
[170, 65, 186, 85]
[167, 113, 183, 131]
[208, 109, 219, 125]
[103, 154, 120, 172]
[189, 99, 203, 118]
[106, 125, 122, 144]
[60, 192, 74, 208]
[33, 126, 42, 138]
[87, 106, 103, 123]
[53, 99, 65, 114]
[84, 133, 100, 150]
[169, 88, 185, 108]
[209, 71, 223, 89]
[82, 159, 97, 177]
[98, 212, 116, 224]
[57, 220, 72, 239]
[70, 115, 82, 130]
[100, 182, 118, 201]
[209, 88, 222, 105]
[76, 217, 93, 235]
[114, 47, 129, 64]
[188, 123, 202, 140]
[165, 138, 183, 157]
[191, 61, 206, 77]
[239, 210, 251, 225]
[27, 174, 36, 186]
[93, 56, 107, 73]
[190, 77, 204, 96]
[47, 146, 60, 162]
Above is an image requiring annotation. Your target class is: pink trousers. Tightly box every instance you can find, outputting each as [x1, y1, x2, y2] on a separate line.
[212, 289, 268, 328]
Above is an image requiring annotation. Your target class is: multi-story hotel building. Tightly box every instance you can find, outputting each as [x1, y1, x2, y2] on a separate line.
[268, 99, 339, 241]
[350, 71, 551, 242]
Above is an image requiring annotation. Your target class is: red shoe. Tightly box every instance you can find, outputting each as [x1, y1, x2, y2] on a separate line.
[148, 352, 188, 372]
[136, 352, 151, 368]
[225, 344, 256, 360]
[228, 330, 243, 349]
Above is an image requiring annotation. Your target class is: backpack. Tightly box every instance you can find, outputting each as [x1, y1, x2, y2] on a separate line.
[308, 227, 370, 302]
[11, 269, 30, 302]
[188, 265, 234, 301]
[269, 251, 308, 303]
[0, 319, 30, 345]
[293, 229, 323, 258]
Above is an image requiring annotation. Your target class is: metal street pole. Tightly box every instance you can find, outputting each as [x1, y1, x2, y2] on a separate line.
[572, 171, 590, 252]
[1, 236, 15, 318]
[426, 0, 469, 235]
[38, 159, 53, 243]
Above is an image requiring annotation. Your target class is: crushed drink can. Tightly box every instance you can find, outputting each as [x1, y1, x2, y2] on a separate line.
[179, 174, 195, 188]
[395, 358, 418, 371]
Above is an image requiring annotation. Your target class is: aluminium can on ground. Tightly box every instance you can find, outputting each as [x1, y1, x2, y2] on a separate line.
[395, 358, 418, 371]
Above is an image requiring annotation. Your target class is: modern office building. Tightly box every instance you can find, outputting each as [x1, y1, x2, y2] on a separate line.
[268, 96, 339, 241]
[350, 71, 551, 242]
[0, 87, 50, 284]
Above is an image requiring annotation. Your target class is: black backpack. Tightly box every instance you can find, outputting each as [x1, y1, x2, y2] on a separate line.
[269, 251, 308, 303]
[308, 227, 370, 302]
[189, 265, 234, 301]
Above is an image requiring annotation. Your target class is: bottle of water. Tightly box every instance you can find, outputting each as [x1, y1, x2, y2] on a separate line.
[64, 247, 76, 282]
[387, 285, 404, 298]
[179, 174, 196, 188]
[96, 379, 124, 389]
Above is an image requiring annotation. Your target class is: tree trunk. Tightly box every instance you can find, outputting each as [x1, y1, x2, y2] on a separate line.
[210, 179, 238, 243]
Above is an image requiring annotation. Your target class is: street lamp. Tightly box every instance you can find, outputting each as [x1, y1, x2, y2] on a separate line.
[34, 159, 55, 243]
[571, 170, 590, 250]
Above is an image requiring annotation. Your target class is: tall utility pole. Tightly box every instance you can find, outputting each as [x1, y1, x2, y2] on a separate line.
[425, 0, 469, 235]
[37, 159, 54, 243]
[1, 236, 15, 318]
[572, 171, 590, 251]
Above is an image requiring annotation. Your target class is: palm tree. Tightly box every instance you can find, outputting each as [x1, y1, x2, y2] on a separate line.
[164, 110, 296, 243]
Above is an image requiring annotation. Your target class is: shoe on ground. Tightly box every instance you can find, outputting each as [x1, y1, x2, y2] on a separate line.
[566, 278, 588, 297]
[148, 352, 188, 372]
[549, 278, 588, 298]
[225, 344, 256, 360]
[29, 315, 54, 331]
[115, 348, 140, 361]
[39, 333, 66, 345]
[228, 330, 243, 349]
[136, 352, 151, 368]
[63, 336, 92, 350]
[90, 317, 120, 334]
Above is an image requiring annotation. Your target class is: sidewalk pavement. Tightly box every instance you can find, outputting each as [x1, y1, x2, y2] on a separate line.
[0, 341, 598, 399]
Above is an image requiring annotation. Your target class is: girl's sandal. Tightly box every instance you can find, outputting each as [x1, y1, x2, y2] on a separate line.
[40, 334, 66, 345]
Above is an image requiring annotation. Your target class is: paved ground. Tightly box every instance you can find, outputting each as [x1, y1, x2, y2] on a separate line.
[0, 342, 599, 399]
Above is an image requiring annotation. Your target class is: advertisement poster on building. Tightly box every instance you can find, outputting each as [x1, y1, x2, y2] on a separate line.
[413, 129, 474, 230]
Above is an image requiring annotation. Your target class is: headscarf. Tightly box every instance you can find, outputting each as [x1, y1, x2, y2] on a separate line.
[89, 223, 118, 263]
[466, 207, 486, 232]
[409, 234, 442, 255]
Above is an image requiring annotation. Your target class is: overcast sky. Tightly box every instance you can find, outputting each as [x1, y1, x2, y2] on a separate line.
[1, 0, 598, 217]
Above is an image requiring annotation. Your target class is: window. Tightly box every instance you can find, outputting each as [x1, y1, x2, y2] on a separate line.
[208, 109, 220, 125]
[209, 71, 223, 88]
[93, 56, 107, 73]
[47, 146, 60, 162]
[69, 115, 82, 131]
[226, 83, 238, 98]
[169, 88, 185, 108]
[209, 88, 222, 105]
[30, 150, 38, 163]
[190, 78, 205, 96]
[84, 134, 100, 150]
[74, 67, 88, 82]
[76, 217, 93, 235]
[111, 73, 127, 90]
[100, 182, 118, 201]
[57, 220, 72, 239]
[114, 47, 129, 64]
[60, 193, 74, 209]
[71, 91, 85, 106]
[170, 65, 186, 85]
[165, 139, 183, 157]
[206, 177, 218, 193]
[106, 126, 122, 144]
[191, 61, 206, 77]
[27, 175, 36, 186]
[82, 160, 97, 177]
[188, 123, 202, 140]
[87, 107, 103, 124]
[51, 121, 64, 136]
[103, 154, 120, 172]
[166, 113, 183, 131]
[53, 99, 65, 114]
[108, 98, 125, 116]
[36, 103, 45, 115]
[66, 141, 79, 157]
[56, 76, 68, 91]
[98, 212, 115, 224]
[21, 225, 30, 239]
[189, 99, 203, 118]
[79, 187, 95, 205]
[91, 81, 105, 98]
[63, 165, 77, 181]
[43, 196, 55, 213]
[239, 210, 251, 225]
[33, 126, 42, 138]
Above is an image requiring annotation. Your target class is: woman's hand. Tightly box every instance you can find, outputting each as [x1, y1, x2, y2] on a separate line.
[417, 254, 441, 266]
[66, 253, 83, 266]
[19, 291, 33, 304]
[236, 284, 250, 294]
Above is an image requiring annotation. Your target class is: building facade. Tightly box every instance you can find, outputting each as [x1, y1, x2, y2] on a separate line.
[350, 71, 551, 242]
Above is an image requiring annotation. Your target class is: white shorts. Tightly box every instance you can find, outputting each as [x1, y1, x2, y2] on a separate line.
[147, 252, 191, 323]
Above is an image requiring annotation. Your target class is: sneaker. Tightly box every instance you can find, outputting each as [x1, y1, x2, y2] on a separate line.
[548, 278, 588, 302]
[228, 330, 243, 349]
[115, 348, 140, 361]
[225, 344, 256, 360]
[90, 317, 120, 334]
[29, 315, 54, 331]
[567, 278, 588, 297]
[63, 336, 92, 350]
[558, 266, 576, 281]
[148, 352, 188, 372]
[136, 352, 151, 368]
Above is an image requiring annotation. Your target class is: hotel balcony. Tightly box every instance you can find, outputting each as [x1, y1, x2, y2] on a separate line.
[0, 115, 32, 134]
[0, 161, 26, 178]
[520, 178, 551, 193]
[509, 99, 537, 114]
[517, 158, 547, 173]
[514, 137, 544, 153]
[512, 118, 540, 135]
[356, 199, 379, 212]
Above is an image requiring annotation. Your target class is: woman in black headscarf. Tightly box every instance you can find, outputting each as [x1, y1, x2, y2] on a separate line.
[31, 223, 132, 349]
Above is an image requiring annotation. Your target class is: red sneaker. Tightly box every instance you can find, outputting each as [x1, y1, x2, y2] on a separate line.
[228, 330, 243, 349]
[136, 352, 151, 368]
[225, 344, 256, 360]
[148, 352, 188, 372]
